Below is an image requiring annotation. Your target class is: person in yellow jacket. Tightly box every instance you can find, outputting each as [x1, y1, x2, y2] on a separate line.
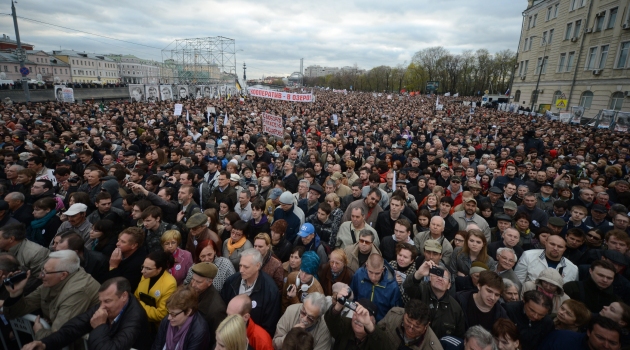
[134, 250, 177, 332]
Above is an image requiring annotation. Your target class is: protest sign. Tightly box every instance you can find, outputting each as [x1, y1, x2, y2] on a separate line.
[248, 88, 314, 102]
[54, 85, 74, 103]
[262, 112, 283, 137]
[174, 104, 183, 116]
[559, 112, 572, 123]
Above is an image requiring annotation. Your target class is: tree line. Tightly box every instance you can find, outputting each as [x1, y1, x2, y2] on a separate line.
[302, 46, 517, 96]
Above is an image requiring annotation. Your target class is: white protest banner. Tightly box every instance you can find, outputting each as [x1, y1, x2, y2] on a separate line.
[248, 88, 314, 102]
[332, 114, 338, 125]
[615, 112, 630, 132]
[387, 95, 392, 99]
[598, 110, 615, 129]
[570, 106, 584, 124]
[559, 112, 572, 123]
[54, 85, 74, 103]
[262, 112, 284, 138]
[174, 104, 183, 116]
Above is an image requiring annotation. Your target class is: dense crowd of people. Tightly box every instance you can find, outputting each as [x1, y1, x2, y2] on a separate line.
[0, 89, 629, 350]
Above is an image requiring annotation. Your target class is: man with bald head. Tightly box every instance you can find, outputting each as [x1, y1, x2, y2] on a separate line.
[414, 216, 454, 266]
[226, 294, 273, 350]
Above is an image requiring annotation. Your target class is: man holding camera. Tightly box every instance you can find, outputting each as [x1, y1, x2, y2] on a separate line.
[324, 288, 389, 350]
[403, 260, 466, 339]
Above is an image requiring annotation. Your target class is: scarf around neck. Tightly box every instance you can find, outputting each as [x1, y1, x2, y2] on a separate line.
[227, 236, 247, 256]
[165, 313, 194, 350]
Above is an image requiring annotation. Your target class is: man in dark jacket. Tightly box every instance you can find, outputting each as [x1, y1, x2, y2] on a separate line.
[56, 231, 109, 283]
[209, 171, 237, 210]
[189, 262, 226, 347]
[454, 270, 508, 331]
[564, 259, 619, 313]
[220, 248, 280, 336]
[20, 277, 150, 350]
[373, 196, 409, 241]
[404, 261, 466, 338]
[504, 290, 554, 350]
[105, 227, 146, 290]
[517, 192, 549, 232]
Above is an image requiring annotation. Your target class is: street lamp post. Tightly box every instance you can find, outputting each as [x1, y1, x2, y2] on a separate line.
[530, 36, 548, 112]
[11, 0, 30, 102]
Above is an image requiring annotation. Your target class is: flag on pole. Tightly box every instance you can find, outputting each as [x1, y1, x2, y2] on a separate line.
[392, 171, 397, 192]
[186, 110, 190, 122]
[224, 113, 228, 125]
[453, 93, 459, 97]
[435, 96, 439, 108]
[444, 92, 451, 97]
[214, 115, 218, 132]
[504, 88, 510, 96]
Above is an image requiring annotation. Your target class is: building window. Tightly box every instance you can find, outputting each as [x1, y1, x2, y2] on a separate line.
[549, 29, 554, 44]
[514, 90, 521, 102]
[54, 68, 57, 74]
[542, 57, 548, 74]
[14, 66, 17, 72]
[595, 13, 606, 31]
[580, 91, 593, 108]
[598, 45, 609, 69]
[552, 91, 563, 106]
[610, 92, 624, 110]
[532, 90, 539, 105]
[519, 61, 524, 76]
[542, 31, 547, 45]
[533, 14, 537, 27]
[607, 8, 618, 29]
[546, 7, 553, 21]
[617, 42, 630, 68]
[528, 16, 532, 29]
[524, 38, 529, 51]
[558, 53, 566, 72]
[567, 52, 575, 72]
[570, 0, 577, 11]
[553, 4, 559, 18]
[565, 23, 573, 40]
[574, 20, 582, 37]
[536, 57, 543, 75]
[586, 47, 598, 69]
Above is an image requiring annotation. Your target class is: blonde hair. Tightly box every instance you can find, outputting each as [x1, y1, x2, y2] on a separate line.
[254, 233, 271, 246]
[325, 193, 340, 208]
[329, 248, 348, 266]
[161, 230, 182, 246]
[216, 314, 248, 350]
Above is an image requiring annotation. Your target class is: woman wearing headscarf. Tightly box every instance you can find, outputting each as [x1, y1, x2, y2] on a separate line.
[281, 251, 325, 312]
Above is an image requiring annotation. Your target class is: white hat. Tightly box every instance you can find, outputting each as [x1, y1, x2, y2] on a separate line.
[65, 203, 88, 216]
[279, 191, 294, 205]
[230, 174, 241, 182]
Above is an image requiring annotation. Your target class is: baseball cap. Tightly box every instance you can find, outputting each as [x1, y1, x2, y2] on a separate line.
[65, 203, 88, 216]
[330, 172, 344, 181]
[424, 240, 443, 254]
[230, 174, 241, 182]
[548, 217, 565, 227]
[503, 201, 517, 211]
[269, 188, 283, 200]
[450, 176, 462, 183]
[297, 223, 315, 237]
[463, 197, 477, 205]
[279, 191, 294, 205]
[592, 204, 608, 213]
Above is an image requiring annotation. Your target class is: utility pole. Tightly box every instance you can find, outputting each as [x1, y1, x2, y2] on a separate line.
[530, 37, 548, 112]
[243, 62, 246, 82]
[11, 0, 30, 102]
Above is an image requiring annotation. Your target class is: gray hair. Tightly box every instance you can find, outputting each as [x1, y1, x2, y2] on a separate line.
[240, 248, 263, 267]
[284, 159, 295, 167]
[464, 325, 495, 349]
[358, 229, 375, 241]
[5, 192, 25, 202]
[496, 247, 516, 262]
[351, 206, 365, 216]
[9, 164, 24, 171]
[517, 184, 529, 191]
[430, 216, 445, 227]
[325, 179, 336, 187]
[304, 292, 329, 316]
[299, 179, 310, 187]
[48, 250, 80, 274]
[503, 278, 518, 292]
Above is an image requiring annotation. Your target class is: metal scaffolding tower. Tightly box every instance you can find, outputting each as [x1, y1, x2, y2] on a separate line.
[161, 37, 236, 84]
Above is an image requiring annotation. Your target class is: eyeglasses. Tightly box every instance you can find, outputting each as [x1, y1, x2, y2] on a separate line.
[40, 270, 66, 277]
[359, 239, 373, 245]
[167, 310, 184, 318]
[299, 306, 317, 323]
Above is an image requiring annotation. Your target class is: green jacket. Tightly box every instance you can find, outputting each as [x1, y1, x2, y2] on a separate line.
[324, 305, 389, 350]
[4, 268, 100, 341]
[377, 307, 443, 350]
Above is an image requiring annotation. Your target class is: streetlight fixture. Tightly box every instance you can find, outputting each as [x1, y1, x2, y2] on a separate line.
[530, 35, 549, 112]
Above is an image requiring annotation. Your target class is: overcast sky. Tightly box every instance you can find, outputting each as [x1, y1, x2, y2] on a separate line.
[1, 0, 525, 78]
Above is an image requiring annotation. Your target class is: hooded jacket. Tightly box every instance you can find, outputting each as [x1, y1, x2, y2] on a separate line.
[521, 268, 569, 313]
[350, 262, 403, 322]
[273, 204, 303, 243]
[101, 178, 123, 209]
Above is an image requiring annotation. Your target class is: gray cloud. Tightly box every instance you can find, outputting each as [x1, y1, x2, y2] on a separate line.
[1, 0, 524, 78]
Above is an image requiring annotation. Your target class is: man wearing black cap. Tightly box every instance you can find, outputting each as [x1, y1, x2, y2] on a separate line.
[484, 186, 505, 215]
[584, 204, 614, 234]
[298, 182, 323, 218]
[203, 158, 221, 192]
[535, 182, 557, 212]
[189, 262, 226, 346]
[123, 150, 138, 170]
[324, 287, 389, 349]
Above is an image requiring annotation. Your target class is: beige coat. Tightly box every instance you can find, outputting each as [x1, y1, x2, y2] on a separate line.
[4, 268, 100, 341]
[344, 242, 382, 272]
[273, 303, 332, 350]
[378, 307, 443, 350]
[8, 239, 49, 293]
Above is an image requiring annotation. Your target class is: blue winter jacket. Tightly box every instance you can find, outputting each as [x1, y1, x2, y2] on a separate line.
[350, 261, 403, 322]
[273, 205, 301, 243]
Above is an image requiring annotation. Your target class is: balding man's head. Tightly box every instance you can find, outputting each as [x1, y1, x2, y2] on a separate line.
[226, 294, 252, 322]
